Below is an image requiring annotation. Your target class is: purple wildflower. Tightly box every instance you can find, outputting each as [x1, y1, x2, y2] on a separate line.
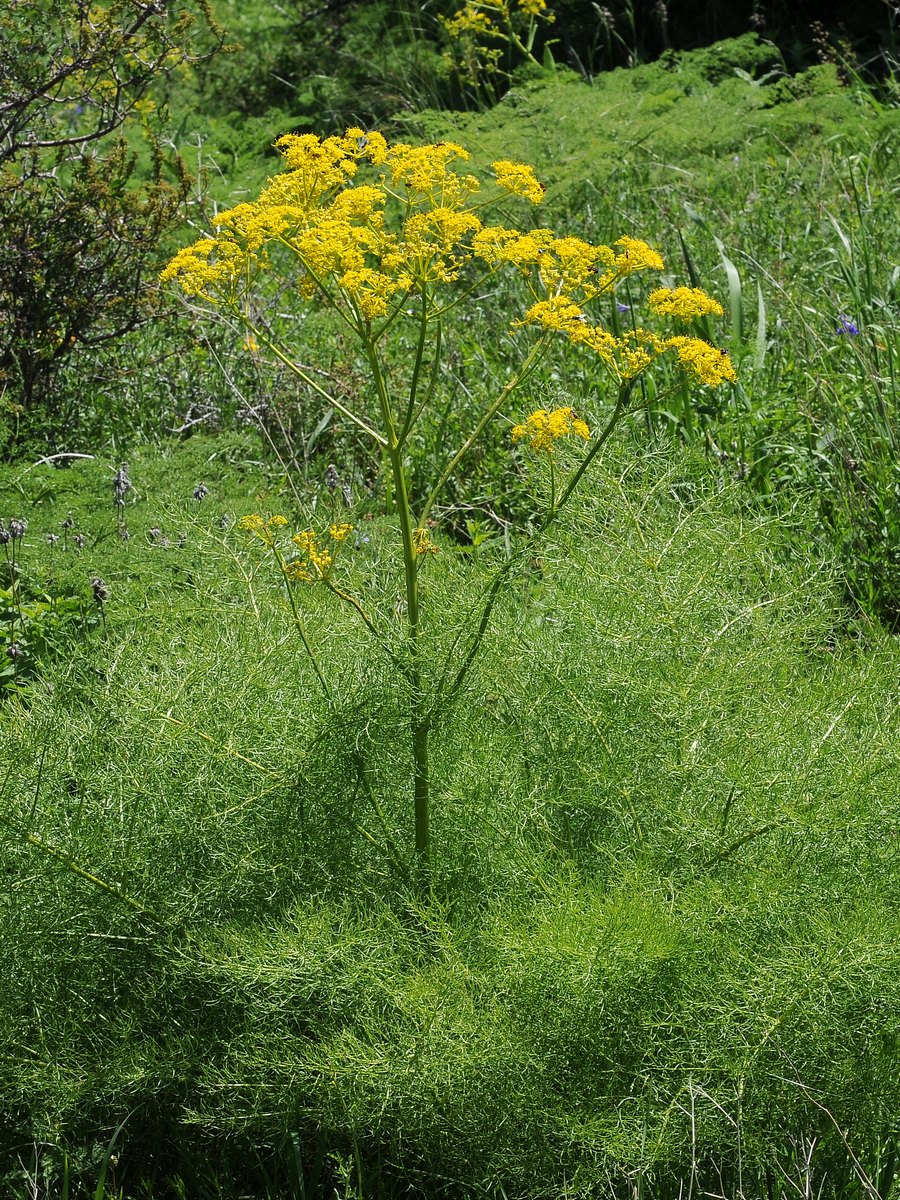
[836, 314, 859, 336]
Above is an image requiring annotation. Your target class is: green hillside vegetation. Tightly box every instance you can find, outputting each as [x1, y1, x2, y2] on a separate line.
[1, 5, 899, 1197]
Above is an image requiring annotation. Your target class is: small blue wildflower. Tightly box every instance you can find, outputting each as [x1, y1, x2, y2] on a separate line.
[616, 302, 630, 314]
[836, 314, 859, 336]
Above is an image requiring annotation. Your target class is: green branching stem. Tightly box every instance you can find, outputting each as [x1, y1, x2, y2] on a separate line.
[274, 550, 334, 704]
[364, 336, 431, 871]
[322, 578, 411, 680]
[247, 318, 386, 446]
[26, 830, 161, 925]
[420, 331, 551, 525]
[351, 758, 412, 885]
[398, 286, 437, 445]
[431, 269, 500, 320]
[273, 235, 362, 338]
[437, 379, 635, 713]
[549, 380, 634, 519]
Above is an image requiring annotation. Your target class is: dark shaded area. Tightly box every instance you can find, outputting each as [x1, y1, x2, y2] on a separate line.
[551, 0, 895, 76]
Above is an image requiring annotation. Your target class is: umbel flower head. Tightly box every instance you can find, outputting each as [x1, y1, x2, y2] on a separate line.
[512, 407, 590, 454]
[162, 130, 547, 321]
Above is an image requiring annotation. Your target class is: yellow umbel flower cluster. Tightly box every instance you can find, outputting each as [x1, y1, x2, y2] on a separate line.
[441, 8, 499, 38]
[473, 231, 665, 303]
[666, 336, 738, 386]
[291, 529, 333, 579]
[492, 160, 546, 204]
[511, 407, 591, 454]
[162, 129, 734, 389]
[441, 0, 554, 43]
[162, 129, 546, 322]
[237, 515, 355, 580]
[413, 526, 439, 556]
[287, 522, 355, 581]
[649, 287, 725, 320]
[237, 513, 289, 546]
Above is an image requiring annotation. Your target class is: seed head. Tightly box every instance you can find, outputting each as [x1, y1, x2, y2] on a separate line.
[193, 482, 209, 501]
[91, 577, 109, 605]
[113, 464, 131, 505]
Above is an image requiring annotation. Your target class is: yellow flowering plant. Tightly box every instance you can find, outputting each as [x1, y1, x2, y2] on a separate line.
[439, 0, 556, 102]
[163, 128, 734, 876]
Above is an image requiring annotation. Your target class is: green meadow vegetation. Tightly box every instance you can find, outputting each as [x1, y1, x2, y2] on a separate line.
[1, 2, 900, 1197]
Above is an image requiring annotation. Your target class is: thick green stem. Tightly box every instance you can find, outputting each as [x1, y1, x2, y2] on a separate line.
[398, 287, 433, 446]
[365, 338, 431, 870]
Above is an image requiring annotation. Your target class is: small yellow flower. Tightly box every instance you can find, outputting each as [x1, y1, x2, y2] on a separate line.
[339, 266, 411, 320]
[344, 127, 389, 165]
[665, 336, 737, 386]
[473, 226, 555, 269]
[386, 140, 470, 197]
[329, 522, 353, 542]
[292, 529, 334, 577]
[284, 559, 312, 582]
[517, 0, 552, 16]
[238, 513, 287, 546]
[613, 236, 664, 272]
[649, 287, 724, 320]
[159, 237, 246, 300]
[511, 407, 590, 453]
[492, 160, 545, 205]
[441, 7, 500, 37]
[518, 296, 587, 333]
[413, 526, 438, 556]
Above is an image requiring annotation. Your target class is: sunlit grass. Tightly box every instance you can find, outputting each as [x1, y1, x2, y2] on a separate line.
[2, 439, 899, 1196]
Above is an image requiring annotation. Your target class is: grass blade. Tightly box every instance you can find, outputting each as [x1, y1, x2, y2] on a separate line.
[712, 234, 744, 345]
[753, 281, 767, 371]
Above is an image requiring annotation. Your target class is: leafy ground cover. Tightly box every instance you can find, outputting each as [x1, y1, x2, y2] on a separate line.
[2, 435, 899, 1198]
